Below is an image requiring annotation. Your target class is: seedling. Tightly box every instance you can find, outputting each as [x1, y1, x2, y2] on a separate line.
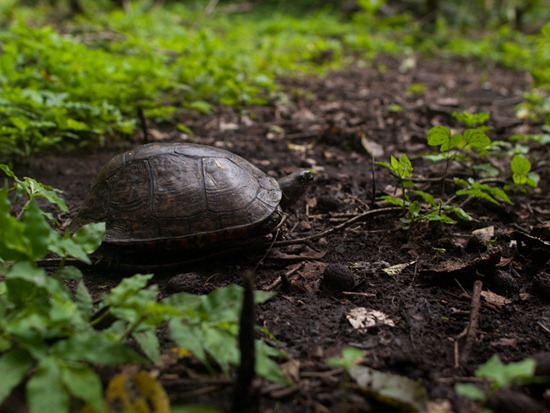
[378, 110, 537, 226]
[455, 354, 539, 413]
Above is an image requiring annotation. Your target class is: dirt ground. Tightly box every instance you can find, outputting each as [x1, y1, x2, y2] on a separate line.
[10, 55, 550, 412]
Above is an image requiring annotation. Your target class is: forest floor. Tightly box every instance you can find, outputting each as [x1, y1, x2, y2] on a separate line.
[13, 55, 550, 413]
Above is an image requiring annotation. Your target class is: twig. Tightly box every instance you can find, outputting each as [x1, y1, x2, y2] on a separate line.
[273, 207, 403, 247]
[230, 269, 257, 413]
[454, 280, 483, 368]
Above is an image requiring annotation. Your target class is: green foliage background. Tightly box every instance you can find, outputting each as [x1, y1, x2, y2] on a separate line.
[0, 0, 548, 160]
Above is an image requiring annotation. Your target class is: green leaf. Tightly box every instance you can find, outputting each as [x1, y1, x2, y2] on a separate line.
[476, 354, 536, 389]
[133, 329, 161, 365]
[52, 333, 143, 365]
[104, 274, 155, 307]
[386, 154, 413, 178]
[22, 177, 68, 212]
[427, 126, 462, 151]
[451, 111, 490, 127]
[56, 265, 83, 280]
[413, 190, 437, 207]
[446, 206, 475, 221]
[379, 196, 405, 207]
[61, 363, 104, 413]
[22, 200, 51, 260]
[27, 357, 70, 413]
[71, 222, 105, 255]
[422, 210, 457, 224]
[326, 346, 365, 368]
[511, 155, 531, 175]
[462, 128, 491, 150]
[454, 383, 486, 401]
[510, 154, 533, 185]
[0, 187, 30, 261]
[50, 236, 92, 264]
[256, 341, 289, 384]
[0, 164, 15, 178]
[75, 281, 94, 320]
[0, 348, 34, 404]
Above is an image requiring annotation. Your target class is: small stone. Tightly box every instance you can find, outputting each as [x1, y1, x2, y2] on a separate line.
[321, 263, 355, 292]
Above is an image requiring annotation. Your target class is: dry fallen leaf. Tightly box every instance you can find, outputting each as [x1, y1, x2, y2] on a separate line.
[382, 261, 416, 277]
[348, 365, 429, 412]
[481, 290, 512, 307]
[360, 134, 385, 158]
[346, 307, 396, 330]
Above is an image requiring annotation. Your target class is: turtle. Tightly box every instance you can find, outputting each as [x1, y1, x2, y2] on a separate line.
[72, 142, 313, 268]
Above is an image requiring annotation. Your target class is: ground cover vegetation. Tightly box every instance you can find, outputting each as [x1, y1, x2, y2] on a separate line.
[0, 0, 549, 412]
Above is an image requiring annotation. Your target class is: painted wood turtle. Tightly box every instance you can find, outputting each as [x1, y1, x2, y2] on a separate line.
[72, 142, 313, 266]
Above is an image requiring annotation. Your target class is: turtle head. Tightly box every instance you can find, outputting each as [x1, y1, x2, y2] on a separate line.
[278, 169, 314, 209]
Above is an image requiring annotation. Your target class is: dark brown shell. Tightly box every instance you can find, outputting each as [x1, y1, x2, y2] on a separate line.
[73, 143, 283, 251]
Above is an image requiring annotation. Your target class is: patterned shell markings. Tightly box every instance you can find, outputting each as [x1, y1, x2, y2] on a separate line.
[74, 143, 283, 249]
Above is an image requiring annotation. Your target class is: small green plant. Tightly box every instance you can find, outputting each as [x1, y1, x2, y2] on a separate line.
[455, 354, 537, 413]
[0, 166, 287, 413]
[377, 153, 472, 225]
[378, 111, 537, 225]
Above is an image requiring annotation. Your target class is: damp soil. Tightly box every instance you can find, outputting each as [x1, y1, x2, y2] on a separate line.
[8, 55, 550, 413]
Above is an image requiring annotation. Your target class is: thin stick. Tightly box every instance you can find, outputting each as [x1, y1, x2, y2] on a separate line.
[455, 280, 483, 367]
[273, 206, 403, 247]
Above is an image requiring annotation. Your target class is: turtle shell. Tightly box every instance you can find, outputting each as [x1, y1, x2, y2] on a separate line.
[73, 143, 283, 252]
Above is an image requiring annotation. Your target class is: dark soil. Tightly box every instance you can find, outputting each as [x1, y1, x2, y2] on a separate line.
[8, 55, 550, 413]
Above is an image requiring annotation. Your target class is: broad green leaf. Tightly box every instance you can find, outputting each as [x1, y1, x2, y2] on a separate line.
[0, 164, 15, 178]
[22, 200, 51, 260]
[5, 261, 52, 303]
[379, 195, 405, 207]
[50, 236, 91, 264]
[75, 281, 94, 320]
[413, 190, 437, 207]
[451, 111, 490, 127]
[21, 177, 68, 212]
[427, 126, 461, 151]
[446, 206, 475, 221]
[168, 319, 208, 366]
[133, 329, 161, 365]
[476, 354, 536, 389]
[61, 363, 104, 413]
[511, 155, 532, 175]
[52, 333, 143, 365]
[479, 183, 512, 204]
[57, 265, 83, 280]
[462, 128, 491, 150]
[454, 383, 486, 401]
[104, 274, 155, 306]
[71, 222, 105, 255]
[256, 341, 289, 384]
[422, 210, 457, 224]
[0, 348, 34, 404]
[27, 357, 70, 413]
[456, 188, 499, 205]
[0, 186, 30, 260]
